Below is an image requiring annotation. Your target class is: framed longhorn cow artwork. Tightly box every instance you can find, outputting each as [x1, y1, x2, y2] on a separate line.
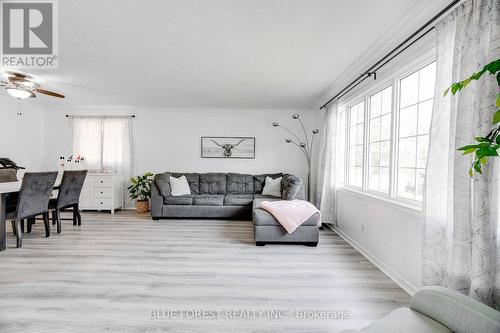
[201, 136, 256, 159]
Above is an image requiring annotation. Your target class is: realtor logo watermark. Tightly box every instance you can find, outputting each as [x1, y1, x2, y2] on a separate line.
[1, 0, 58, 68]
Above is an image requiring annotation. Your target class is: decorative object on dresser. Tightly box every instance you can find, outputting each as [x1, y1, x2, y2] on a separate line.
[79, 173, 124, 214]
[127, 172, 153, 213]
[57, 155, 88, 172]
[272, 114, 320, 201]
[201, 137, 255, 158]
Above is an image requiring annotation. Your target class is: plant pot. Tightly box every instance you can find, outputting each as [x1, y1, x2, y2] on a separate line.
[135, 200, 149, 213]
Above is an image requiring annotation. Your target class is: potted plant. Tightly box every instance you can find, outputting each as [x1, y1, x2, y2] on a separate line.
[128, 172, 153, 213]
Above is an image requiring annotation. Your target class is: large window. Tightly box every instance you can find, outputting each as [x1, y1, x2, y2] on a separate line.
[348, 101, 365, 187]
[397, 62, 436, 201]
[337, 59, 436, 207]
[368, 86, 392, 193]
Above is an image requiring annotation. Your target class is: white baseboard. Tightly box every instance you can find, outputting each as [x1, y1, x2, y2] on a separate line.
[328, 224, 418, 296]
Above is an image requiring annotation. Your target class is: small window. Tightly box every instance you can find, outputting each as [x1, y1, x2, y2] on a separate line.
[368, 86, 392, 193]
[397, 62, 436, 201]
[348, 101, 365, 187]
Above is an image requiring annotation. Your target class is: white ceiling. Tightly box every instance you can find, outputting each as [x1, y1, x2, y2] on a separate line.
[3, 0, 451, 108]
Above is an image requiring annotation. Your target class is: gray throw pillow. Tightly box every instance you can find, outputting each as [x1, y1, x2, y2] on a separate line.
[281, 174, 303, 200]
[154, 172, 172, 197]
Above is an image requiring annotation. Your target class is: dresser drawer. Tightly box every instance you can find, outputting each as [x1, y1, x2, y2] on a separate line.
[92, 177, 112, 187]
[92, 187, 112, 198]
[94, 198, 112, 208]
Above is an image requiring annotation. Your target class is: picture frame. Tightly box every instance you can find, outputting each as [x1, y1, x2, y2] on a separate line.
[201, 136, 255, 159]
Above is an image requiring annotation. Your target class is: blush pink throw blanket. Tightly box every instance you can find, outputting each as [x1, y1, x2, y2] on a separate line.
[260, 199, 321, 234]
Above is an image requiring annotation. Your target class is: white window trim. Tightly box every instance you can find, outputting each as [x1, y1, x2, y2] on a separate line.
[365, 84, 393, 196]
[336, 109, 347, 185]
[346, 98, 366, 189]
[337, 49, 436, 212]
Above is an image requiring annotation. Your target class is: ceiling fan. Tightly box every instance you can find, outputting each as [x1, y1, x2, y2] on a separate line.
[0, 71, 65, 99]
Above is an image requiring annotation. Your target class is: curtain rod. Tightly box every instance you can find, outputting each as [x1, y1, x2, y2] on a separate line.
[319, 0, 461, 110]
[66, 115, 136, 118]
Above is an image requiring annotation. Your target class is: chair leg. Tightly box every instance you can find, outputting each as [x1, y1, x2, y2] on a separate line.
[55, 209, 61, 234]
[20, 220, 25, 233]
[15, 220, 22, 248]
[27, 217, 34, 233]
[75, 204, 82, 226]
[73, 207, 77, 226]
[52, 210, 56, 225]
[43, 212, 50, 237]
[11, 220, 16, 235]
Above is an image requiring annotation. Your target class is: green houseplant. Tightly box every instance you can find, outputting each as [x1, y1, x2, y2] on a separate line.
[128, 172, 153, 213]
[446, 58, 500, 176]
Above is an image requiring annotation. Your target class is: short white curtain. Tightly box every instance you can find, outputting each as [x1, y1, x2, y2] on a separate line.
[70, 117, 102, 171]
[423, 0, 500, 307]
[316, 102, 337, 225]
[70, 116, 135, 207]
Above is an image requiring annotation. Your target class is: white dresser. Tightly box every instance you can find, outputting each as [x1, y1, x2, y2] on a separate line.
[79, 173, 124, 214]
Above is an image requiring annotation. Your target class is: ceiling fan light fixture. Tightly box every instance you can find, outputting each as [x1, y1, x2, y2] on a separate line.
[6, 87, 35, 99]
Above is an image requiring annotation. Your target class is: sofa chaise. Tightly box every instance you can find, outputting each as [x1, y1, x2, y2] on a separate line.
[340, 286, 500, 333]
[150, 172, 320, 246]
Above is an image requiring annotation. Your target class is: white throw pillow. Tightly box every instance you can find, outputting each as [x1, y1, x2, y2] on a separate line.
[169, 175, 191, 196]
[261, 176, 282, 197]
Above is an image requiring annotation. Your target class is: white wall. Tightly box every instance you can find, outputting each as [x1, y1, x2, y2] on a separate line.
[43, 105, 315, 183]
[335, 190, 422, 292]
[0, 95, 45, 171]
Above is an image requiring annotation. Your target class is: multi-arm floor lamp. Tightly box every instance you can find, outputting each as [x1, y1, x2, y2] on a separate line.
[272, 114, 319, 201]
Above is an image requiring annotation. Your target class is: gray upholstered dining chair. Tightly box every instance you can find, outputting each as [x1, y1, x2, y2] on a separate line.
[48, 170, 87, 233]
[7, 172, 58, 248]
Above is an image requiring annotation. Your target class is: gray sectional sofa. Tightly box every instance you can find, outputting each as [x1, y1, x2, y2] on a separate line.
[151, 172, 320, 246]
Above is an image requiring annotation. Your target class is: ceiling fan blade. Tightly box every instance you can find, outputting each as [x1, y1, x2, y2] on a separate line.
[5, 70, 32, 79]
[35, 88, 65, 98]
[8, 76, 40, 88]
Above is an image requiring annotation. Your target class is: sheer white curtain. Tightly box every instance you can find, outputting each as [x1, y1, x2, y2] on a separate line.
[423, 0, 500, 307]
[70, 117, 102, 171]
[316, 102, 337, 225]
[70, 116, 135, 207]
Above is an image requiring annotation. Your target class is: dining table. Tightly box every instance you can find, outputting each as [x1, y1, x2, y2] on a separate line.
[0, 179, 60, 251]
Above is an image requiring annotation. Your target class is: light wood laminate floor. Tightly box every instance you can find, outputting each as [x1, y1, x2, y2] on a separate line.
[0, 211, 409, 332]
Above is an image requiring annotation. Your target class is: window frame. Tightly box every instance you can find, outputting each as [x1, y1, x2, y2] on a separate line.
[346, 98, 367, 189]
[336, 108, 347, 185]
[393, 60, 437, 206]
[366, 84, 394, 197]
[336, 51, 436, 211]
